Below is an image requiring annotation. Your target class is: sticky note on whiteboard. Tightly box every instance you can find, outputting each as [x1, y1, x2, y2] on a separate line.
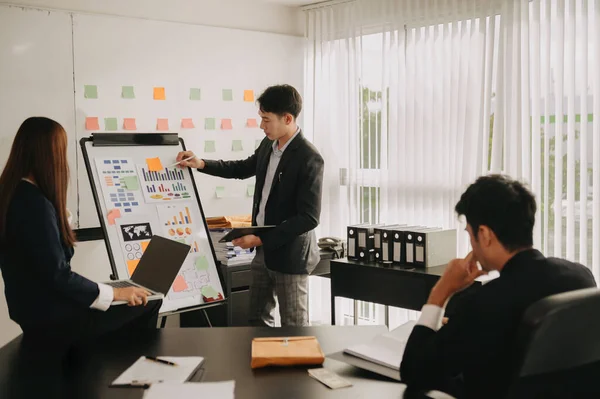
[222, 89, 233, 101]
[215, 186, 225, 198]
[85, 117, 100, 130]
[247, 118, 258, 128]
[146, 157, 163, 172]
[221, 119, 233, 130]
[123, 118, 137, 130]
[153, 87, 166, 100]
[232, 140, 243, 152]
[244, 90, 254, 102]
[84, 85, 98, 99]
[104, 118, 118, 131]
[181, 118, 195, 129]
[122, 86, 135, 99]
[204, 140, 216, 153]
[189, 88, 201, 101]
[247, 184, 255, 197]
[107, 209, 122, 225]
[156, 118, 169, 131]
[205, 118, 216, 130]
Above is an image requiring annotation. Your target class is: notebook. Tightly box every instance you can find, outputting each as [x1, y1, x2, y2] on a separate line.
[343, 320, 416, 370]
[110, 356, 204, 387]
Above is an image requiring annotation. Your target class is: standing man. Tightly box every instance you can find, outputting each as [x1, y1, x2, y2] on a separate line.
[176, 85, 324, 327]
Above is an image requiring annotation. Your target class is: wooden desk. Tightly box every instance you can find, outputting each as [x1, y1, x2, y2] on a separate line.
[0, 326, 415, 399]
[330, 258, 480, 325]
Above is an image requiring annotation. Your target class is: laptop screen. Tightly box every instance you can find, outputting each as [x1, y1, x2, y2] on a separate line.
[131, 235, 191, 294]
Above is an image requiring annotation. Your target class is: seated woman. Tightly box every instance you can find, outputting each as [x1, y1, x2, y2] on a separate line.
[0, 117, 161, 351]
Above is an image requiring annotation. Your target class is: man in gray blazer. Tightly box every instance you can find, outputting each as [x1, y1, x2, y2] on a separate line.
[177, 85, 324, 326]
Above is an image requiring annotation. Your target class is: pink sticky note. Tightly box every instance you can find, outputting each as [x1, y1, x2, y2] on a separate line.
[181, 118, 195, 129]
[123, 118, 137, 130]
[246, 118, 258, 128]
[107, 209, 121, 225]
[156, 118, 169, 131]
[221, 119, 233, 130]
[85, 117, 100, 130]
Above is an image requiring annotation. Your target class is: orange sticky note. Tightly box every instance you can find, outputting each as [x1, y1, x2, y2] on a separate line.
[107, 209, 121, 225]
[85, 117, 100, 130]
[172, 275, 188, 292]
[181, 118, 195, 129]
[156, 118, 169, 131]
[127, 260, 140, 276]
[141, 241, 150, 252]
[221, 119, 233, 130]
[246, 118, 258, 128]
[244, 90, 254, 102]
[146, 157, 163, 172]
[153, 87, 166, 100]
[123, 118, 137, 130]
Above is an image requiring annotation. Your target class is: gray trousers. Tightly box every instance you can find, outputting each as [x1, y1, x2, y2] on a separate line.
[248, 247, 310, 327]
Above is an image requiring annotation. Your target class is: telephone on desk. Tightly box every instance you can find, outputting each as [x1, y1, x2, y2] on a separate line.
[318, 237, 345, 259]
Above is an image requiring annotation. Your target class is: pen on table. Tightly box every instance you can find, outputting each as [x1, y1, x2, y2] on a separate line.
[168, 155, 196, 168]
[145, 356, 178, 366]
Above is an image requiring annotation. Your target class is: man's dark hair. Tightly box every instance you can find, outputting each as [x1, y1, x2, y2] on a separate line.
[455, 174, 536, 251]
[257, 85, 302, 119]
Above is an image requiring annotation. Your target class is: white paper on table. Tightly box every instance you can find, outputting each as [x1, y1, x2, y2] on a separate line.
[143, 381, 235, 399]
[111, 356, 204, 386]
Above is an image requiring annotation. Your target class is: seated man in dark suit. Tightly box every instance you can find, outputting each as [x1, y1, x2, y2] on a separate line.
[400, 174, 596, 399]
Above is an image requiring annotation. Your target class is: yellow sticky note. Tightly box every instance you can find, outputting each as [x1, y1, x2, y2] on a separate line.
[154, 87, 166, 100]
[123, 118, 137, 130]
[85, 117, 100, 130]
[221, 119, 233, 130]
[107, 209, 121, 225]
[244, 90, 254, 102]
[181, 118, 195, 129]
[246, 118, 258, 128]
[156, 118, 169, 131]
[146, 157, 163, 172]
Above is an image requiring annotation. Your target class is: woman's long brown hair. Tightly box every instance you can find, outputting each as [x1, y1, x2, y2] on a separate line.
[0, 117, 75, 247]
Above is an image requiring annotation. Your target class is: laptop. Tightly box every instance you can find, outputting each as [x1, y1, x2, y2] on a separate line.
[105, 235, 191, 305]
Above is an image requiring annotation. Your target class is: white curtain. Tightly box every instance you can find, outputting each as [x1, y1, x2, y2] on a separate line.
[304, 0, 499, 326]
[493, 0, 600, 281]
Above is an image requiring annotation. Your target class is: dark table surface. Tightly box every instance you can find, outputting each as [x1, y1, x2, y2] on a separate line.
[0, 325, 423, 399]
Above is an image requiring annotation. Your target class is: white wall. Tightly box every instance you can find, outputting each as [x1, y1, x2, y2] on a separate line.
[0, 0, 304, 348]
[0, 0, 304, 36]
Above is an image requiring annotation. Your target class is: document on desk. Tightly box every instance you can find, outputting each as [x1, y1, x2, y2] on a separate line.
[111, 356, 204, 387]
[143, 381, 235, 399]
[343, 320, 416, 371]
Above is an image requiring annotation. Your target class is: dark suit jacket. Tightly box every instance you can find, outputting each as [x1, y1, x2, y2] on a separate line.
[0, 181, 99, 329]
[400, 249, 596, 399]
[201, 130, 324, 274]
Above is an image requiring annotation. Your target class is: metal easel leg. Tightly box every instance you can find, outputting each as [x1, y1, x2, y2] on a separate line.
[202, 309, 213, 327]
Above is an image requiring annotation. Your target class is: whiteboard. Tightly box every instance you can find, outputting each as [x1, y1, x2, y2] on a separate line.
[0, 5, 78, 219]
[81, 135, 226, 314]
[72, 13, 304, 228]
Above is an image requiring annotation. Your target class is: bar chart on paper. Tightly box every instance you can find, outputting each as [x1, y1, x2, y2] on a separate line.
[137, 165, 192, 203]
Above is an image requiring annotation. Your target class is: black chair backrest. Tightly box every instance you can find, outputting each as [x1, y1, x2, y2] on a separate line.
[515, 287, 600, 378]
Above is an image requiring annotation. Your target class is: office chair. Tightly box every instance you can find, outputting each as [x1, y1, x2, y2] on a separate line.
[508, 287, 600, 398]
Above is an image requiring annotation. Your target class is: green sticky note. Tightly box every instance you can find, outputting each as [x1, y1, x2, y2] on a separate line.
[201, 285, 219, 299]
[247, 184, 255, 197]
[255, 139, 262, 150]
[232, 140, 243, 152]
[190, 88, 201, 101]
[122, 86, 135, 99]
[215, 186, 225, 198]
[204, 140, 216, 153]
[104, 118, 118, 131]
[122, 176, 139, 190]
[204, 118, 216, 130]
[84, 85, 98, 99]
[222, 89, 233, 101]
[195, 256, 209, 271]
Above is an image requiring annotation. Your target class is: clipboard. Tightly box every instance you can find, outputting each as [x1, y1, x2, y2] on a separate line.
[218, 226, 276, 243]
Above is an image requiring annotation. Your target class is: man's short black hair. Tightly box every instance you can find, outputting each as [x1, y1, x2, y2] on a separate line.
[257, 84, 302, 119]
[455, 174, 536, 251]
